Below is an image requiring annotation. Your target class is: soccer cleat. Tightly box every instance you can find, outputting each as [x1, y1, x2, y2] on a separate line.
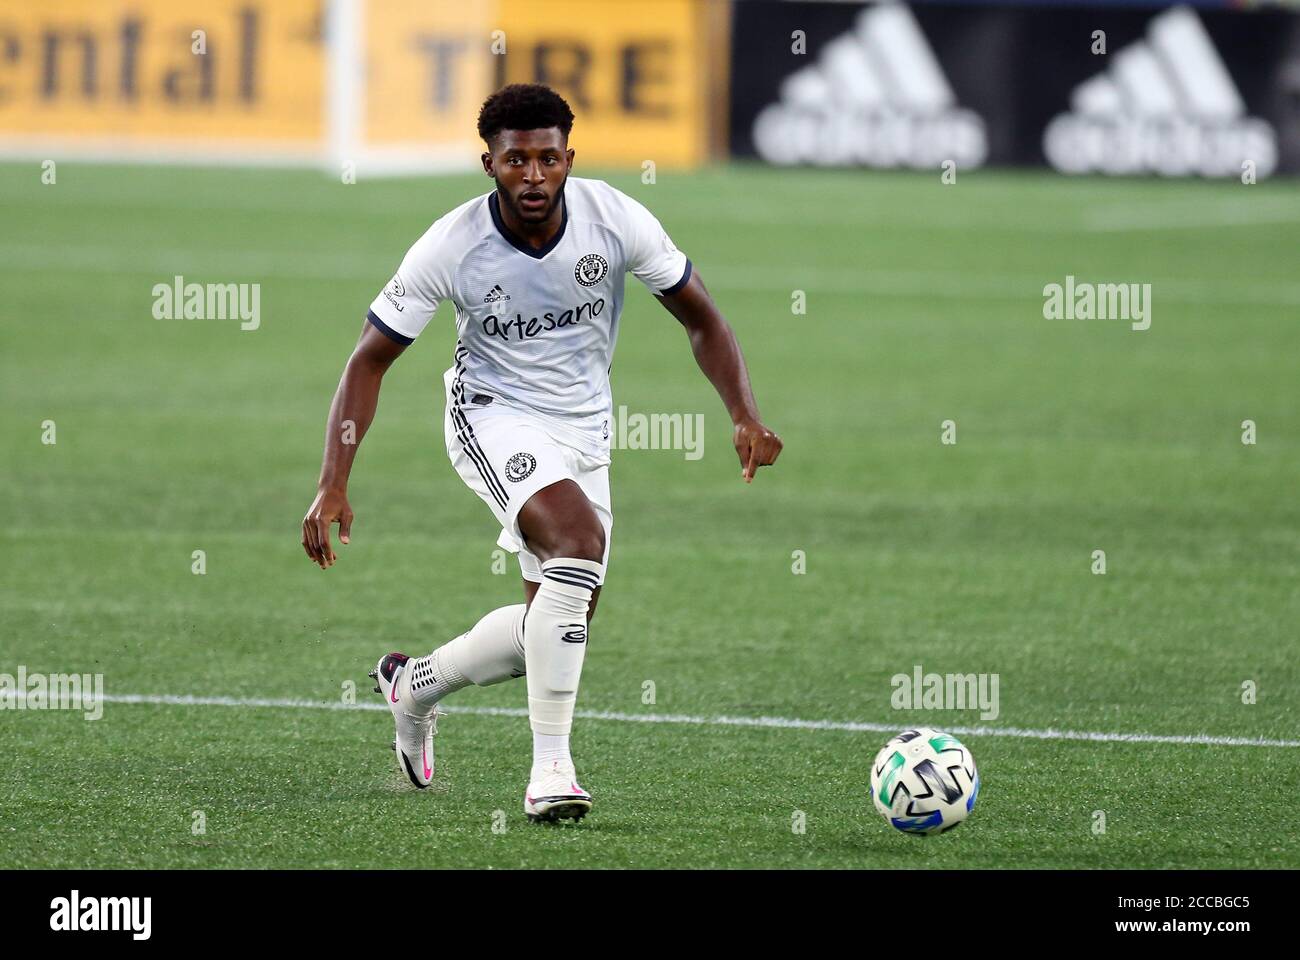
[369, 653, 438, 789]
[524, 760, 592, 823]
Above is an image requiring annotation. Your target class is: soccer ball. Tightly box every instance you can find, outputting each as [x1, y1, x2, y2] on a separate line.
[870, 728, 979, 835]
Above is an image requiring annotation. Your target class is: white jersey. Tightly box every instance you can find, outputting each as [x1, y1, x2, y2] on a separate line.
[367, 177, 691, 457]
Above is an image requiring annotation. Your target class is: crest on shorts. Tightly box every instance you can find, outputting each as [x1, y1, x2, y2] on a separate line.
[505, 452, 537, 482]
[575, 253, 608, 287]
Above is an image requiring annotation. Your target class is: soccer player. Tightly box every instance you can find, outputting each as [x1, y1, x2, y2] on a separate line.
[301, 84, 782, 822]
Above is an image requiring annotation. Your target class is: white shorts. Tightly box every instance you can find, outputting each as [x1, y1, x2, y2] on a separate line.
[444, 380, 612, 584]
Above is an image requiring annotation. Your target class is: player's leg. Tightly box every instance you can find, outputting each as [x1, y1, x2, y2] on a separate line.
[372, 606, 529, 789]
[522, 579, 601, 621]
[516, 479, 606, 822]
[408, 604, 526, 697]
[417, 421, 602, 709]
[519, 451, 611, 621]
[370, 397, 541, 787]
[390, 539, 604, 732]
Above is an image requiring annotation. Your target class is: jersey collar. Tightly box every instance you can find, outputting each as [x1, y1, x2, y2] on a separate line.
[489, 190, 568, 260]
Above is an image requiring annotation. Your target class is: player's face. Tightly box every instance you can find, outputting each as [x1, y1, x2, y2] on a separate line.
[483, 128, 574, 224]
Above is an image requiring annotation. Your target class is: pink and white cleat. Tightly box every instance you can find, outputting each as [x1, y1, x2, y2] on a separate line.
[524, 760, 592, 823]
[369, 653, 438, 789]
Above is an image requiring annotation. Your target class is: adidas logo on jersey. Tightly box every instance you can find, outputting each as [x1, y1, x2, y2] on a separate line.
[1044, 7, 1277, 178]
[483, 284, 511, 303]
[751, 2, 986, 169]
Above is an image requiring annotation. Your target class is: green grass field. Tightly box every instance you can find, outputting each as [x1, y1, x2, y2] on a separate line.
[2, 160, 1298, 868]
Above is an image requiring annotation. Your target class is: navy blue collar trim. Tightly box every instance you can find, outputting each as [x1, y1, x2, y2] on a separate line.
[489, 190, 567, 259]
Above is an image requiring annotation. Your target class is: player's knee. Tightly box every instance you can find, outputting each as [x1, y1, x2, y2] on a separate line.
[531, 514, 604, 563]
[518, 482, 606, 563]
[552, 524, 605, 563]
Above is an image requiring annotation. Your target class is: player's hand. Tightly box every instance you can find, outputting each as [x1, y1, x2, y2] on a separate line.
[302, 486, 353, 569]
[733, 418, 783, 484]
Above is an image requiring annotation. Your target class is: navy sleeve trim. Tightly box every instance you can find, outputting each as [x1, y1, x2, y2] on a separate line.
[367, 309, 415, 346]
[659, 259, 692, 297]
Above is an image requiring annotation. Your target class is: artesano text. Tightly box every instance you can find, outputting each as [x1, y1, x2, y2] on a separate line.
[482, 299, 605, 342]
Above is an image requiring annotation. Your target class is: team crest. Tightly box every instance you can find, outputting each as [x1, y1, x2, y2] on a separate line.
[575, 253, 608, 287]
[505, 452, 537, 482]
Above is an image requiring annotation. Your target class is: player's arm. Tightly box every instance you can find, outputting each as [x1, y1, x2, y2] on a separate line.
[657, 270, 783, 483]
[302, 320, 407, 568]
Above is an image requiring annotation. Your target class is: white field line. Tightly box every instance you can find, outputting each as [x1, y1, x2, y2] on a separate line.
[5, 691, 1295, 749]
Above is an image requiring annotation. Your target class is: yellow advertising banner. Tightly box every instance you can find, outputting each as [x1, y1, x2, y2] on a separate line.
[0, 0, 725, 168]
[361, 0, 723, 167]
[491, 0, 723, 167]
[0, 0, 325, 154]
[361, 0, 492, 155]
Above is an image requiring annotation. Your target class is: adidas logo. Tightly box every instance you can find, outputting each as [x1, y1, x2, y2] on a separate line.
[751, 2, 986, 170]
[483, 284, 511, 303]
[1044, 6, 1277, 179]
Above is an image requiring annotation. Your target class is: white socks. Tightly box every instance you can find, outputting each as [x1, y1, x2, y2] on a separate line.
[532, 732, 571, 769]
[408, 604, 527, 710]
[404, 556, 602, 775]
[524, 558, 602, 767]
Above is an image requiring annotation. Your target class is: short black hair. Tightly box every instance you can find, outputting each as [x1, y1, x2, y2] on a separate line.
[477, 83, 574, 145]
